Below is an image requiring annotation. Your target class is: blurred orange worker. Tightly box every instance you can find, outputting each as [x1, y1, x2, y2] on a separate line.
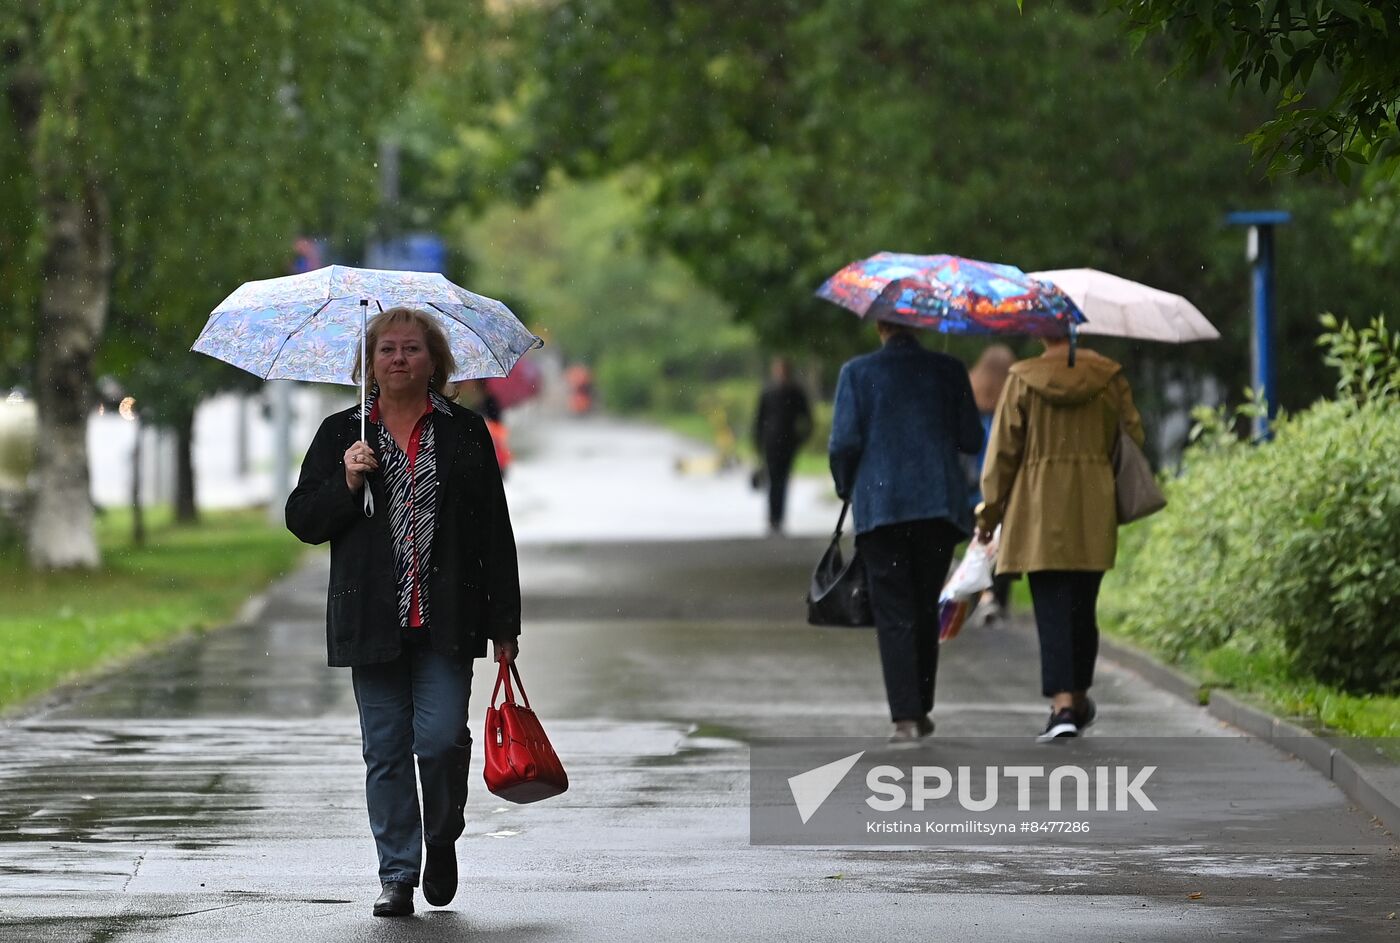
[565, 364, 594, 414]
[485, 418, 512, 477]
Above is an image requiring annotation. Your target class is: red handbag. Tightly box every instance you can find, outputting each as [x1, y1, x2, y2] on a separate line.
[483, 656, 568, 803]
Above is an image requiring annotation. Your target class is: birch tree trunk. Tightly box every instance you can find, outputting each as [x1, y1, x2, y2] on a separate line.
[25, 182, 111, 569]
[8, 25, 112, 569]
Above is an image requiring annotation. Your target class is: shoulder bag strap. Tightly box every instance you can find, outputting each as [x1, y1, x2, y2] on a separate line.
[834, 500, 850, 537]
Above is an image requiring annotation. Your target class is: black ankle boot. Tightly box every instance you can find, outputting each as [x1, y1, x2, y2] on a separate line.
[423, 842, 458, 907]
[373, 881, 414, 917]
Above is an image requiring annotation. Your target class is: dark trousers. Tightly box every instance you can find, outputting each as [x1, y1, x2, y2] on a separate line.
[991, 572, 1014, 609]
[857, 519, 961, 721]
[763, 445, 797, 527]
[351, 634, 475, 885]
[1027, 570, 1105, 698]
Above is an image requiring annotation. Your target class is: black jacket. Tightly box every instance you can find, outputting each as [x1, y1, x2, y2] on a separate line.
[286, 401, 521, 667]
[753, 382, 813, 455]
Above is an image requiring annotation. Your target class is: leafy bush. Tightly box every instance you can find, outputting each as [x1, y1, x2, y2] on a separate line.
[1318, 312, 1400, 405]
[1105, 316, 1400, 695]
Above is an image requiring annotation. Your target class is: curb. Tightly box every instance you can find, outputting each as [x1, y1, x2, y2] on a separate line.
[1096, 636, 1206, 705]
[1098, 634, 1399, 834]
[236, 588, 272, 626]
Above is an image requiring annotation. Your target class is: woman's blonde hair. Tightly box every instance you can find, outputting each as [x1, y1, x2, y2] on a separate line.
[969, 344, 1016, 413]
[355, 307, 458, 399]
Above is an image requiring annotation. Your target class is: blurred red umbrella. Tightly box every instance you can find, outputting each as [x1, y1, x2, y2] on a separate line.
[484, 356, 543, 409]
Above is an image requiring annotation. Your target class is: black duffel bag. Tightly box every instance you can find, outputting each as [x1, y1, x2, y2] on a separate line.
[806, 501, 874, 628]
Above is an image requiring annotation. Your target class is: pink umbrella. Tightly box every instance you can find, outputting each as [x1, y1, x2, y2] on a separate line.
[484, 356, 543, 409]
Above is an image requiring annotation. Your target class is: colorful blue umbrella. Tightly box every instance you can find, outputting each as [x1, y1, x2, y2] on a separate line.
[816, 252, 1086, 337]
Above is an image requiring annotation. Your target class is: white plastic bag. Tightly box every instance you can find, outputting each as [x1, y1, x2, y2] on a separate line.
[939, 527, 1000, 604]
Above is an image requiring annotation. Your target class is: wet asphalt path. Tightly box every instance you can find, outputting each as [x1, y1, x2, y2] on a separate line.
[1, 417, 1397, 941]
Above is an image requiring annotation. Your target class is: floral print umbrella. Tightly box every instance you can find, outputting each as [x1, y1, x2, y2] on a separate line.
[816, 252, 1086, 337]
[192, 265, 542, 386]
[192, 265, 543, 517]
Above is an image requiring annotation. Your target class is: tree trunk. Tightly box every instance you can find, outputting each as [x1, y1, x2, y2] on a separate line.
[173, 408, 198, 524]
[26, 180, 111, 569]
[9, 26, 112, 570]
[130, 416, 145, 547]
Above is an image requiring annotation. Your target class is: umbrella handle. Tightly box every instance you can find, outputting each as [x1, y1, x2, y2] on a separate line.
[361, 299, 375, 518]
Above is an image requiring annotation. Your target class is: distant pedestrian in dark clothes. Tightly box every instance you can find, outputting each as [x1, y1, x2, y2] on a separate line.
[753, 357, 812, 535]
[468, 380, 503, 423]
[829, 321, 983, 743]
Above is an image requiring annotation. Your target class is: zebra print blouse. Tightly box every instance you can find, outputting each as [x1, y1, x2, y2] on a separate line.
[357, 387, 454, 629]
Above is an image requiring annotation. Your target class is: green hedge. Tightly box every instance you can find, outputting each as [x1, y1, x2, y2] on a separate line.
[1104, 316, 1400, 695]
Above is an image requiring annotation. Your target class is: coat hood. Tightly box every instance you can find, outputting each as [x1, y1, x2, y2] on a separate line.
[1011, 348, 1121, 405]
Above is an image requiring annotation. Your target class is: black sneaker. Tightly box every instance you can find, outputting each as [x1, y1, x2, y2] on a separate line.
[915, 714, 935, 738]
[1075, 697, 1097, 732]
[1036, 708, 1079, 742]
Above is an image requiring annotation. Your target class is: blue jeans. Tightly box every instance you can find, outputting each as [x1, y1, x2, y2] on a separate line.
[351, 634, 475, 885]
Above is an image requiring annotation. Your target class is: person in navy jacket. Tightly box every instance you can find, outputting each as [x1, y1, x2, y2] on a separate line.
[829, 319, 983, 742]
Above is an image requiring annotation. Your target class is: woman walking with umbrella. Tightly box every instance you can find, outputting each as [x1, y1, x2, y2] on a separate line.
[286, 306, 522, 916]
[975, 334, 1145, 740]
[193, 266, 541, 916]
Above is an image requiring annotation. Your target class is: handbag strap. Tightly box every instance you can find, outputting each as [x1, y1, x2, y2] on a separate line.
[833, 500, 851, 537]
[489, 656, 533, 711]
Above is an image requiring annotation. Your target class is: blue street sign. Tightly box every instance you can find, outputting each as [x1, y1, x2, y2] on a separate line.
[365, 234, 448, 274]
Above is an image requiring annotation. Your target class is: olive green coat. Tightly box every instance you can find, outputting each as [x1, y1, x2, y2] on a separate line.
[976, 348, 1144, 574]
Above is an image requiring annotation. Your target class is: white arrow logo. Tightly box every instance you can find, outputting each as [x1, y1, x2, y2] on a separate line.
[787, 751, 865, 824]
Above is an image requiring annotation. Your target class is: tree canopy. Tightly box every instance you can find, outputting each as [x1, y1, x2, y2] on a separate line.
[490, 0, 1396, 412]
[1099, 0, 1400, 179]
[1, 0, 478, 564]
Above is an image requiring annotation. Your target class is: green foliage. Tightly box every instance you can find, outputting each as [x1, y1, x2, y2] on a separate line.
[1101, 0, 1400, 178]
[457, 173, 762, 415]
[495, 0, 1398, 412]
[1106, 315, 1400, 694]
[1317, 311, 1400, 403]
[1337, 167, 1400, 265]
[2, 0, 482, 415]
[0, 508, 303, 712]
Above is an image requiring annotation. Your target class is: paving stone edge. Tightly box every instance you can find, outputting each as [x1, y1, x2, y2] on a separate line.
[1098, 634, 1400, 833]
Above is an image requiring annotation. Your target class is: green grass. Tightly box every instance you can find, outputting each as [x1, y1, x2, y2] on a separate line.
[1095, 603, 1400, 737]
[1014, 579, 1399, 736]
[1178, 641, 1400, 737]
[0, 507, 305, 714]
